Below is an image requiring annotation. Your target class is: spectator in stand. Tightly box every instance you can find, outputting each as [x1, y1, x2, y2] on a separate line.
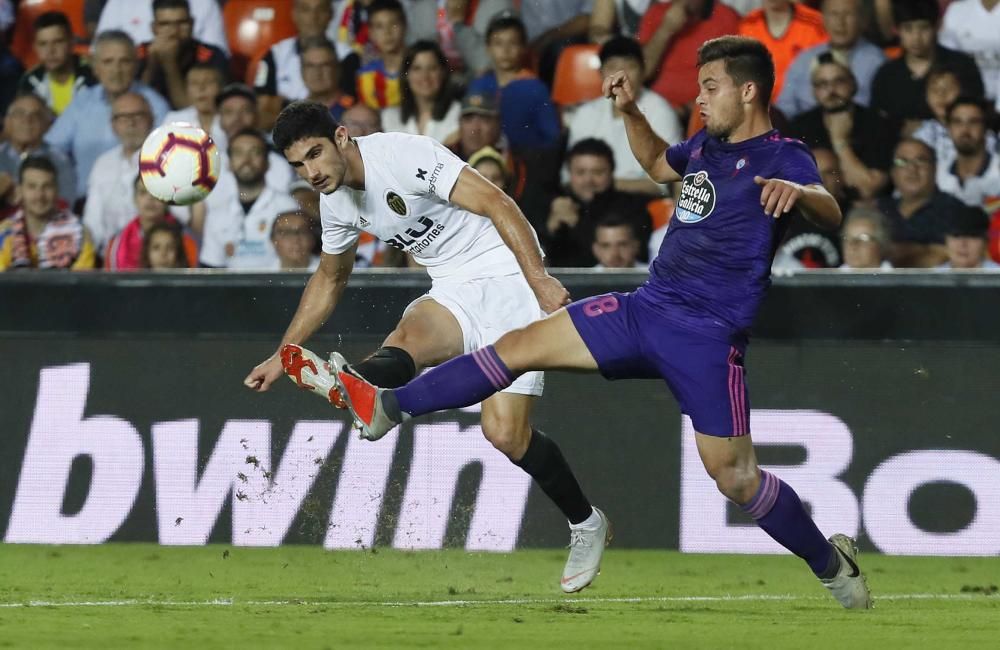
[937, 97, 1000, 211]
[913, 65, 997, 164]
[738, 0, 828, 102]
[330, 0, 377, 57]
[341, 103, 384, 137]
[141, 221, 190, 270]
[813, 146, 855, 213]
[0, 156, 95, 271]
[591, 214, 647, 269]
[17, 11, 96, 116]
[199, 129, 299, 269]
[565, 36, 682, 196]
[161, 62, 225, 146]
[778, 0, 886, 119]
[0, 37, 24, 120]
[255, 0, 360, 131]
[136, 0, 228, 110]
[105, 175, 196, 270]
[638, 0, 742, 113]
[839, 207, 893, 270]
[96, 0, 228, 55]
[521, 0, 594, 86]
[405, 0, 511, 82]
[270, 210, 319, 271]
[356, 0, 408, 109]
[467, 12, 561, 150]
[469, 146, 511, 194]
[877, 138, 963, 267]
[83, 92, 157, 251]
[788, 51, 893, 199]
[381, 41, 460, 143]
[300, 38, 355, 122]
[939, 0, 1000, 102]
[544, 138, 652, 267]
[590, 0, 651, 41]
[870, 0, 983, 138]
[448, 93, 505, 160]
[215, 84, 294, 191]
[938, 205, 999, 269]
[0, 94, 77, 207]
[45, 30, 169, 199]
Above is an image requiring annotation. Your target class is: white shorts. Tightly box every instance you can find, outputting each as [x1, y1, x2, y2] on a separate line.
[403, 272, 545, 396]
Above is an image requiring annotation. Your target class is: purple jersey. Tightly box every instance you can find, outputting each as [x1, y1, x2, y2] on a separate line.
[645, 129, 822, 341]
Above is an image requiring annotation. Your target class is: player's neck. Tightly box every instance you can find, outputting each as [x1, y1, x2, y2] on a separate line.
[341, 138, 366, 190]
[723, 112, 773, 144]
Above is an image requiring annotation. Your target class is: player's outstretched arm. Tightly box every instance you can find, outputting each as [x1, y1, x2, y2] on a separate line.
[449, 167, 570, 313]
[604, 70, 681, 184]
[753, 177, 842, 230]
[244, 246, 357, 391]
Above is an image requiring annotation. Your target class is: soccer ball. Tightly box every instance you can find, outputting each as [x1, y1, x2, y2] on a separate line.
[139, 123, 221, 205]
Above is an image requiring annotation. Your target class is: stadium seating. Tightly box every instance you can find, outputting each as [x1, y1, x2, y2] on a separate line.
[551, 44, 603, 107]
[9, 0, 89, 69]
[222, 0, 297, 82]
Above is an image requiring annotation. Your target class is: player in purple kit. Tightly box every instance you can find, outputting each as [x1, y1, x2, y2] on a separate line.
[300, 36, 872, 608]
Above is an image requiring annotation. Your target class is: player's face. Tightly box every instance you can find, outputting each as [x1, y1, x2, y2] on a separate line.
[890, 141, 934, 199]
[229, 135, 269, 185]
[811, 64, 853, 111]
[34, 25, 72, 72]
[293, 0, 333, 39]
[696, 60, 745, 139]
[567, 154, 613, 202]
[487, 28, 524, 73]
[841, 220, 883, 269]
[369, 10, 406, 55]
[219, 97, 257, 138]
[898, 20, 935, 60]
[147, 231, 180, 269]
[272, 214, 315, 268]
[926, 73, 960, 123]
[948, 106, 986, 156]
[407, 51, 445, 100]
[187, 69, 222, 115]
[946, 234, 986, 269]
[592, 225, 639, 269]
[21, 169, 58, 219]
[284, 135, 349, 195]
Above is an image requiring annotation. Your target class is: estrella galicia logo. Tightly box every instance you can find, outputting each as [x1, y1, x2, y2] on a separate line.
[385, 190, 408, 217]
[675, 171, 717, 223]
[416, 168, 427, 180]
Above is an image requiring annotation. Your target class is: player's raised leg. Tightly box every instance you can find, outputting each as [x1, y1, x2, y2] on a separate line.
[331, 308, 597, 440]
[481, 392, 610, 593]
[696, 433, 872, 609]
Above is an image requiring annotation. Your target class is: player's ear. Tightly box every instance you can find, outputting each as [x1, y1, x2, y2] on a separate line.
[333, 125, 351, 150]
[742, 81, 757, 106]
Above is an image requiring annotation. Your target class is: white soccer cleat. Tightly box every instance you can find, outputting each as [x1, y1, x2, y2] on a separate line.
[561, 508, 612, 594]
[822, 533, 873, 609]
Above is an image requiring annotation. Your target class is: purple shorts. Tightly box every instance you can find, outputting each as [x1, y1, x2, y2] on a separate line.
[566, 291, 750, 438]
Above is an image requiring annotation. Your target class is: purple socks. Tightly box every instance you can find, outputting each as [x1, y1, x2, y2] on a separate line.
[394, 346, 514, 417]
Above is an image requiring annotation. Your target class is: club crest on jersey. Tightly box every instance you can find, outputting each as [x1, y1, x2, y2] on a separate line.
[385, 190, 408, 217]
[675, 171, 717, 223]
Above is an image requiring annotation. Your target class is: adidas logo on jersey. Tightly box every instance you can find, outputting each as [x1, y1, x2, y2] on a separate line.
[359, 216, 371, 227]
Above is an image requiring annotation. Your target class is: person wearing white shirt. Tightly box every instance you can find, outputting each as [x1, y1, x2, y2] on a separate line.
[565, 36, 681, 195]
[936, 97, 1000, 211]
[381, 41, 461, 144]
[936, 205, 1000, 270]
[96, 0, 229, 55]
[200, 129, 299, 268]
[270, 209, 320, 271]
[161, 62, 225, 146]
[939, 0, 1000, 101]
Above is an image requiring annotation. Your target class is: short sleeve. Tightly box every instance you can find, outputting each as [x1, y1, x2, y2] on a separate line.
[392, 134, 467, 202]
[319, 197, 361, 255]
[776, 140, 822, 187]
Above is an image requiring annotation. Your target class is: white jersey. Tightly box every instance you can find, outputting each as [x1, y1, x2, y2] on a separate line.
[320, 132, 534, 281]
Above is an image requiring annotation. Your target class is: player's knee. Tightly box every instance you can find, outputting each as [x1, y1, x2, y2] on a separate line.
[480, 413, 530, 459]
[708, 465, 759, 504]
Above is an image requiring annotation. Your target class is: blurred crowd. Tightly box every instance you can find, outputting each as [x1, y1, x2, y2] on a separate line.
[0, 0, 998, 273]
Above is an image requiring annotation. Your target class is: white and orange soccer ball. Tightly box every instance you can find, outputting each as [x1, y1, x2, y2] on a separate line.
[139, 123, 221, 205]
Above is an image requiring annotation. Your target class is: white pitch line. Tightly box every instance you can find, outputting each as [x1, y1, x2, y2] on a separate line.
[0, 593, 988, 609]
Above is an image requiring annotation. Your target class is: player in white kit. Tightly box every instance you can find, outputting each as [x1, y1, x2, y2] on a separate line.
[243, 101, 610, 592]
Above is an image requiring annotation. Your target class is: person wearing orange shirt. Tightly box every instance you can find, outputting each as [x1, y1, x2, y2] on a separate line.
[739, 1, 828, 101]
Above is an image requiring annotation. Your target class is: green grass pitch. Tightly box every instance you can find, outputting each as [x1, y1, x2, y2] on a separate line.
[1, 545, 997, 649]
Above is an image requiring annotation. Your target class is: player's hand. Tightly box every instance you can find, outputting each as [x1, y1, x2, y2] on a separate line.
[244, 354, 284, 392]
[529, 274, 572, 314]
[754, 176, 804, 217]
[603, 70, 640, 116]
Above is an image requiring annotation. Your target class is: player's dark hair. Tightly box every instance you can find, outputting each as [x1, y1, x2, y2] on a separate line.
[595, 214, 638, 239]
[599, 36, 644, 70]
[273, 101, 340, 152]
[228, 127, 269, 155]
[33, 10, 72, 35]
[697, 36, 775, 106]
[892, 0, 938, 25]
[141, 222, 189, 269]
[367, 0, 407, 25]
[400, 41, 454, 125]
[486, 12, 526, 43]
[18, 154, 58, 183]
[946, 96, 990, 123]
[153, 0, 191, 16]
[566, 138, 616, 172]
